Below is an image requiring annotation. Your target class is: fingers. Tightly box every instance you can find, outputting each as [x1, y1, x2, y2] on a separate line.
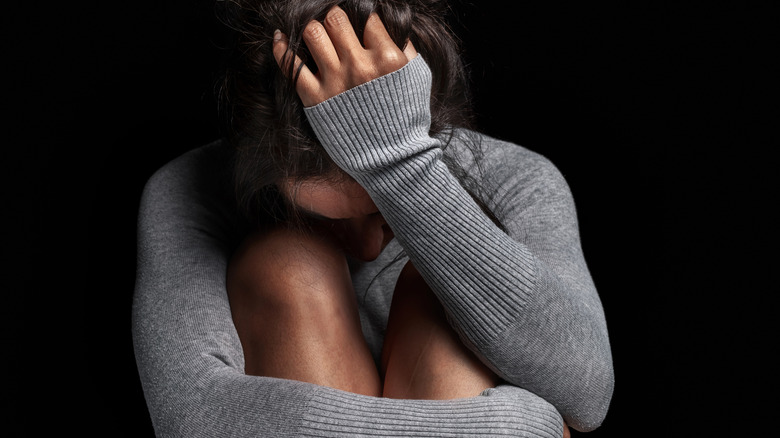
[361, 13, 394, 50]
[271, 29, 294, 72]
[402, 39, 418, 62]
[321, 7, 363, 60]
[301, 21, 340, 73]
[363, 12, 417, 62]
[272, 29, 320, 107]
[363, 12, 412, 66]
[272, 6, 414, 106]
[301, 7, 363, 75]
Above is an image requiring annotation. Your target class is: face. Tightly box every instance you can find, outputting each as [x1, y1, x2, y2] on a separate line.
[283, 178, 394, 262]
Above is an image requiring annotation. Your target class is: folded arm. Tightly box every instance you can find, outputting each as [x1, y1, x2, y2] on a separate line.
[275, 5, 612, 430]
[303, 56, 614, 431]
[132, 143, 566, 437]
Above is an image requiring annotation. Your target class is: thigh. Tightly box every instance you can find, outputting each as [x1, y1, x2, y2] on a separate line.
[227, 226, 381, 396]
[381, 262, 500, 399]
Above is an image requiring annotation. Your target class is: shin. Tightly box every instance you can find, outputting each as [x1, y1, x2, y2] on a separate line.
[381, 262, 500, 399]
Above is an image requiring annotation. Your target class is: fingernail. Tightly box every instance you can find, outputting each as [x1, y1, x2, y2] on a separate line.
[273, 29, 282, 42]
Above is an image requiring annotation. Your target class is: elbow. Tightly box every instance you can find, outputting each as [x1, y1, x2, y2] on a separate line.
[564, 359, 615, 432]
[491, 345, 615, 433]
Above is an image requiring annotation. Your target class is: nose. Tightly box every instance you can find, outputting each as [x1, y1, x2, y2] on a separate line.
[347, 213, 394, 262]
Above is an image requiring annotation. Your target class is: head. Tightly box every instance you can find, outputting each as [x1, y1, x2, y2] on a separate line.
[281, 177, 394, 261]
[217, 0, 473, 259]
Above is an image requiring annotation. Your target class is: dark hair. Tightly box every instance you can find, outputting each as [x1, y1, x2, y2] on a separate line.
[216, 0, 501, 229]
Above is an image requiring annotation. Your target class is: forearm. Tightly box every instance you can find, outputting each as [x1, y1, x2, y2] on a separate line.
[133, 144, 566, 437]
[141, 362, 563, 438]
[305, 57, 613, 430]
[302, 384, 563, 437]
[362, 150, 536, 352]
[351, 146, 612, 430]
[304, 59, 534, 351]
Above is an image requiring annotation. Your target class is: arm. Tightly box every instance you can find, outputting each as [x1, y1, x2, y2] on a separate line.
[305, 58, 613, 431]
[286, 9, 614, 432]
[132, 142, 565, 437]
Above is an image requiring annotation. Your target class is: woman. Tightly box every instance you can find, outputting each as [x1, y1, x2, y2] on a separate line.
[133, 1, 613, 436]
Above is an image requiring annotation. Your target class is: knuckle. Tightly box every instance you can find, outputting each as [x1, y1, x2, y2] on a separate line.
[377, 47, 405, 67]
[324, 7, 350, 29]
[366, 12, 381, 26]
[303, 21, 325, 42]
[352, 65, 377, 83]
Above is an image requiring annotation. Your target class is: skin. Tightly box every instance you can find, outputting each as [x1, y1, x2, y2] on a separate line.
[271, 6, 417, 107]
[228, 6, 570, 437]
[282, 179, 393, 262]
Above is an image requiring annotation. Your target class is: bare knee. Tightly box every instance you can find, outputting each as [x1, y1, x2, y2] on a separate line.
[227, 227, 348, 359]
[227, 226, 380, 395]
[228, 226, 352, 308]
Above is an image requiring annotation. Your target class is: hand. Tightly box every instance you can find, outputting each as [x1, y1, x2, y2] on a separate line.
[273, 6, 417, 107]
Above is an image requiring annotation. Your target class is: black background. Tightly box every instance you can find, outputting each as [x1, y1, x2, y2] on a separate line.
[7, 0, 774, 436]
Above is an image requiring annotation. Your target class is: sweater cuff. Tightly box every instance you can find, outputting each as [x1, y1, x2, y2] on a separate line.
[304, 55, 436, 175]
[299, 385, 564, 437]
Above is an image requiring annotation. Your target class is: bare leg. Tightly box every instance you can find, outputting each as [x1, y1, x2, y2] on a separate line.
[227, 226, 381, 396]
[381, 262, 500, 399]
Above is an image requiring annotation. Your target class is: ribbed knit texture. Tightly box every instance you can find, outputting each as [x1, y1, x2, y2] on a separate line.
[305, 57, 536, 347]
[300, 386, 561, 437]
[133, 56, 613, 437]
[305, 57, 613, 431]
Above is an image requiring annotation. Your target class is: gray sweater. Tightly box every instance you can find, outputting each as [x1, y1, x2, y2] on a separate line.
[133, 56, 614, 437]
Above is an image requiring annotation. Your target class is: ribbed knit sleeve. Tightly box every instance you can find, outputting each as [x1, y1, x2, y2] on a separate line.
[132, 142, 565, 437]
[305, 57, 535, 345]
[301, 385, 563, 437]
[304, 56, 614, 431]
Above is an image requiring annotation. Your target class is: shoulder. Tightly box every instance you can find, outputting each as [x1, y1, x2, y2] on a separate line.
[137, 139, 244, 253]
[445, 130, 571, 200]
[142, 139, 231, 200]
[443, 130, 580, 239]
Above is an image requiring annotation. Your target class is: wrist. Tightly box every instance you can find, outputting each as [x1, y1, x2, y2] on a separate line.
[304, 56, 435, 175]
